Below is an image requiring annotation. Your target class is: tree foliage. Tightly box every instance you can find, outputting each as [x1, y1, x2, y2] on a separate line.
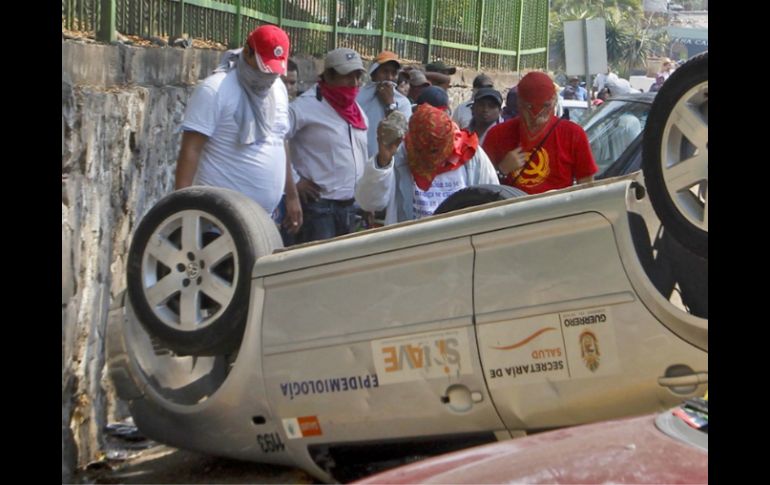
[549, 0, 669, 78]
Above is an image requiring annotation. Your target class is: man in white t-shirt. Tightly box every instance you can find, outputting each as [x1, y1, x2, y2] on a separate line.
[175, 24, 302, 232]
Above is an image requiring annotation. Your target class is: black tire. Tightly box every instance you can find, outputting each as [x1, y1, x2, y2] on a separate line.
[433, 184, 527, 215]
[126, 187, 282, 356]
[642, 52, 708, 258]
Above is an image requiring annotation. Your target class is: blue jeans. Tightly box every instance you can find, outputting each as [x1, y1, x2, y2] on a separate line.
[297, 198, 358, 243]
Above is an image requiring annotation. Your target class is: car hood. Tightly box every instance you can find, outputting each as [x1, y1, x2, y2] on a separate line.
[355, 412, 707, 484]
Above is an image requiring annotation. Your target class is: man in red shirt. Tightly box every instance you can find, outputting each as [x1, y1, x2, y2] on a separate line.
[483, 71, 597, 194]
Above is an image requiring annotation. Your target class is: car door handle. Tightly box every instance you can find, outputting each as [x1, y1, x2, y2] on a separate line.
[441, 384, 484, 412]
[657, 372, 708, 388]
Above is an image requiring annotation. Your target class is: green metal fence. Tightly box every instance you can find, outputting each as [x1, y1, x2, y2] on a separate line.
[63, 0, 549, 71]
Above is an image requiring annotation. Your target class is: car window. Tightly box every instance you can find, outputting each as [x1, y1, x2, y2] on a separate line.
[566, 106, 588, 123]
[562, 100, 589, 124]
[582, 99, 651, 173]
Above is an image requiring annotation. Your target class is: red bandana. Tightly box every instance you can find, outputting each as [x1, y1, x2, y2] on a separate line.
[319, 80, 367, 130]
[405, 104, 479, 191]
[519, 115, 558, 152]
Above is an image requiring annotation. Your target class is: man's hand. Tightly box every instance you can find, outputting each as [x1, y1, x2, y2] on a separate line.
[376, 122, 403, 168]
[296, 178, 322, 204]
[375, 81, 396, 106]
[282, 193, 303, 235]
[498, 147, 527, 177]
[281, 142, 303, 234]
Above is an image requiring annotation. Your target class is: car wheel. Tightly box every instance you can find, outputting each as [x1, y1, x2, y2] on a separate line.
[433, 184, 527, 215]
[126, 187, 282, 356]
[642, 52, 707, 258]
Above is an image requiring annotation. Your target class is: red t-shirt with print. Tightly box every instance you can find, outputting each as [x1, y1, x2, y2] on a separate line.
[482, 117, 598, 194]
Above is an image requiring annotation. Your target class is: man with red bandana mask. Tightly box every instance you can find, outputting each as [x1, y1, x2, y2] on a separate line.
[482, 71, 597, 194]
[285, 47, 369, 243]
[175, 24, 301, 230]
[356, 103, 499, 224]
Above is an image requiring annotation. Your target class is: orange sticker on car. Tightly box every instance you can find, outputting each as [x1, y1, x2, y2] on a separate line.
[298, 416, 322, 436]
[282, 415, 323, 440]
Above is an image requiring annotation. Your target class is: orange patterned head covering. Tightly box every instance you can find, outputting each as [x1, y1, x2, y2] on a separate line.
[405, 104, 479, 191]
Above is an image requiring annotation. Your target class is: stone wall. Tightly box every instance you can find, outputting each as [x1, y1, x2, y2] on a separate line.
[61, 40, 222, 482]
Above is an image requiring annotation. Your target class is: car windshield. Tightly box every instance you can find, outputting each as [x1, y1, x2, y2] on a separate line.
[581, 98, 652, 173]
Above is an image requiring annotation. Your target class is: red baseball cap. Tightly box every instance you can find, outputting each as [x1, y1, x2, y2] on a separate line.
[517, 71, 557, 114]
[247, 25, 290, 75]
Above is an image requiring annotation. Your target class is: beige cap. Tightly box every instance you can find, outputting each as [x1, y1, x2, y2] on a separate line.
[408, 69, 430, 86]
[324, 47, 364, 75]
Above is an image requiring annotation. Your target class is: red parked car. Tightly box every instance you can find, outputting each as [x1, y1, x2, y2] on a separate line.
[356, 398, 708, 484]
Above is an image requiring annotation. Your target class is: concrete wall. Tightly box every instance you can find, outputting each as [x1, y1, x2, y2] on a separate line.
[61, 40, 222, 483]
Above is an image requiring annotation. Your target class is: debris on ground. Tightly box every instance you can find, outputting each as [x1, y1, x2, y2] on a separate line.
[62, 27, 227, 51]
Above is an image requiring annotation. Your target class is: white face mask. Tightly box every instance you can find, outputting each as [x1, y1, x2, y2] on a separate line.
[234, 50, 279, 145]
[236, 51, 278, 94]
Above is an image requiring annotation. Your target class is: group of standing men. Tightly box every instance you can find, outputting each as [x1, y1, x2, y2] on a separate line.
[175, 24, 597, 244]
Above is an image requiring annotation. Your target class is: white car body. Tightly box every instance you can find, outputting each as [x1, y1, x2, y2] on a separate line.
[108, 173, 707, 482]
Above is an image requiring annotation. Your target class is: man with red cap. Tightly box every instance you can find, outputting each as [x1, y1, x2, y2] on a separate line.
[175, 24, 302, 232]
[356, 103, 498, 224]
[483, 71, 597, 194]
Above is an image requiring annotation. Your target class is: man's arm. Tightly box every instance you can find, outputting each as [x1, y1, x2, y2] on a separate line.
[282, 141, 303, 235]
[355, 124, 403, 213]
[175, 131, 209, 189]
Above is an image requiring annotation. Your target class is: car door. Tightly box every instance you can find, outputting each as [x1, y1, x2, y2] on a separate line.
[471, 211, 707, 431]
[258, 231, 506, 450]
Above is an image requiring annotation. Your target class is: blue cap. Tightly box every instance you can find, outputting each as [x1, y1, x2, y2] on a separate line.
[416, 86, 449, 109]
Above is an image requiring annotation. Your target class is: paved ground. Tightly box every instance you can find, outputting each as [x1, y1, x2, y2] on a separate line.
[76, 444, 317, 484]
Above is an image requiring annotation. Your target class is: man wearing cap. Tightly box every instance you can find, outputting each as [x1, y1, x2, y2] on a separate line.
[175, 24, 302, 232]
[357, 51, 412, 158]
[453, 73, 494, 129]
[425, 72, 451, 91]
[406, 69, 431, 105]
[483, 71, 597, 195]
[425, 61, 457, 76]
[501, 86, 519, 121]
[467, 87, 504, 144]
[285, 47, 369, 243]
[415, 86, 450, 111]
[356, 103, 498, 225]
[562, 76, 588, 101]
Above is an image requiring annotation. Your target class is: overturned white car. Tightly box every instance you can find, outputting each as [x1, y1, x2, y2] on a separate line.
[107, 53, 707, 482]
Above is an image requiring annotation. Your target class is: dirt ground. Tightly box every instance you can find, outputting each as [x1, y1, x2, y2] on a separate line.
[76, 444, 318, 484]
